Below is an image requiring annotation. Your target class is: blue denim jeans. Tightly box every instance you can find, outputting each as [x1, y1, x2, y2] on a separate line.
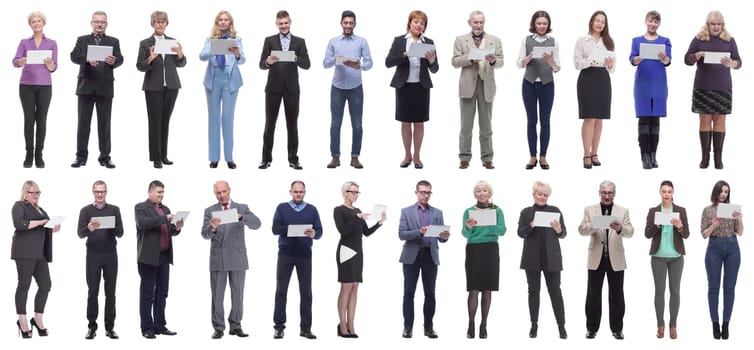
[330, 85, 364, 157]
[705, 236, 741, 322]
[522, 80, 554, 157]
[402, 248, 437, 329]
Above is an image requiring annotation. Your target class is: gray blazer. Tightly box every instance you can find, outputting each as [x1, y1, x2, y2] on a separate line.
[11, 201, 53, 262]
[200, 201, 261, 271]
[398, 203, 447, 265]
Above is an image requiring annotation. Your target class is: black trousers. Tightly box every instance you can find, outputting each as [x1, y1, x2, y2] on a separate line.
[262, 90, 299, 163]
[526, 269, 565, 326]
[273, 253, 312, 331]
[145, 88, 179, 161]
[86, 251, 118, 331]
[14, 259, 51, 314]
[585, 255, 625, 332]
[76, 94, 113, 162]
[19, 84, 52, 152]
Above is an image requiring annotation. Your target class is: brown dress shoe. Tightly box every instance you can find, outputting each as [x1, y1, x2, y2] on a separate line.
[459, 160, 469, 169]
[482, 161, 495, 169]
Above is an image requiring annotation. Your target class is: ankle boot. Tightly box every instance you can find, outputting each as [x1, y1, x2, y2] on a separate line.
[713, 321, 721, 339]
[650, 152, 659, 168]
[649, 123, 660, 168]
[466, 321, 474, 338]
[23, 150, 33, 168]
[721, 321, 729, 339]
[699, 131, 712, 168]
[34, 149, 45, 168]
[641, 152, 652, 169]
[712, 131, 725, 169]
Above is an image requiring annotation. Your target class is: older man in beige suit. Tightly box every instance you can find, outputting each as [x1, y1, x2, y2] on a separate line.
[578, 180, 633, 340]
[451, 11, 503, 170]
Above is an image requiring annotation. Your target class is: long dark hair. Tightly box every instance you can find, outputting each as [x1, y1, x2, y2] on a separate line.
[710, 180, 731, 204]
[589, 10, 614, 50]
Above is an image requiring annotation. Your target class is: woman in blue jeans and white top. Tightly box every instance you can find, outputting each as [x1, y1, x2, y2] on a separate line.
[644, 180, 689, 340]
[701, 180, 743, 340]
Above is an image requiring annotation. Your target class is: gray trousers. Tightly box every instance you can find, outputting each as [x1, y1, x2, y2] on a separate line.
[459, 78, 493, 162]
[651, 256, 684, 327]
[210, 270, 245, 331]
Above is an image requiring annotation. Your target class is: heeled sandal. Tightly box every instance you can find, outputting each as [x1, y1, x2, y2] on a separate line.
[583, 156, 592, 169]
[591, 154, 601, 166]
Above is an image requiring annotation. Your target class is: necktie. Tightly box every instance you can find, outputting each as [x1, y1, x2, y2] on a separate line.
[94, 35, 102, 45]
[223, 203, 229, 210]
[603, 207, 609, 256]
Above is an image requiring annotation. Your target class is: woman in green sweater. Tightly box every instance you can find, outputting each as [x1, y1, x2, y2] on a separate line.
[461, 181, 506, 339]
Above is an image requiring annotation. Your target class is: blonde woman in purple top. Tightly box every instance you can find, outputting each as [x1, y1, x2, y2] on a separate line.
[12, 11, 58, 169]
[685, 11, 741, 170]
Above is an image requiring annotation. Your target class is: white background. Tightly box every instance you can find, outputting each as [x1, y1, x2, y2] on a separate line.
[2, 0, 751, 349]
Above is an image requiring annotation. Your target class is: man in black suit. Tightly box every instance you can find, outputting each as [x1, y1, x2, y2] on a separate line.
[70, 11, 123, 169]
[77, 180, 124, 339]
[258, 10, 311, 170]
[135, 180, 183, 339]
[136, 11, 186, 169]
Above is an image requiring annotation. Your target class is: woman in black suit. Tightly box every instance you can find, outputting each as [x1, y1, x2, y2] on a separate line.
[11, 180, 60, 338]
[517, 181, 567, 339]
[334, 181, 385, 338]
[386, 10, 438, 169]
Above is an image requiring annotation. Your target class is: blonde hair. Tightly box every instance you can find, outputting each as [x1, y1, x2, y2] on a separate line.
[20, 180, 40, 201]
[28, 11, 46, 25]
[474, 180, 494, 196]
[341, 181, 359, 197]
[211, 10, 237, 39]
[532, 181, 552, 196]
[697, 10, 732, 41]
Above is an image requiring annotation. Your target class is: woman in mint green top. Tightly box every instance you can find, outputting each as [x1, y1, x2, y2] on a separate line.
[461, 181, 506, 339]
[644, 180, 689, 339]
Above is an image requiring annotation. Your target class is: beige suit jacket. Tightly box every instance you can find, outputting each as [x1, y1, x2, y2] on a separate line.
[578, 203, 634, 271]
[451, 33, 503, 102]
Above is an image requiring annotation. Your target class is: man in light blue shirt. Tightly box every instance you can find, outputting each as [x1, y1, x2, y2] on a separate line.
[323, 10, 372, 169]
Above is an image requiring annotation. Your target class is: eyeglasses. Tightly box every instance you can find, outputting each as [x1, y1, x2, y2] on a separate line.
[346, 190, 361, 195]
[600, 191, 615, 196]
[417, 190, 433, 196]
[92, 20, 108, 25]
[93, 191, 107, 195]
[27, 191, 41, 196]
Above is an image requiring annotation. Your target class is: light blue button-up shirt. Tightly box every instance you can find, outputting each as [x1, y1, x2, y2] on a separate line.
[323, 34, 372, 90]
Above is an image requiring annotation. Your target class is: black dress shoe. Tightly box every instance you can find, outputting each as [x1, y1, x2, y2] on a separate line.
[105, 330, 119, 339]
[161, 158, 174, 165]
[467, 322, 475, 338]
[612, 331, 624, 340]
[402, 327, 412, 338]
[229, 328, 248, 337]
[153, 161, 162, 168]
[273, 328, 284, 339]
[525, 159, 537, 169]
[210, 161, 219, 168]
[414, 162, 424, 169]
[424, 328, 438, 338]
[399, 159, 412, 168]
[558, 326, 568, 339]
[158, 328, 177, 336]
[529, 323, 538, 338]
[142, 330, 156, 339]
[71, 159, 86, 168]
[586, 331, 597, 339]
[212, 330, 223, 339]
[99, 160, 116, 169]
[479, 322, 487, 339]
[289, 161, 303, 170]
[85, 328, 96, 339]
[258, 161, 271, 169]
[299, 330, 316, 339]
[227, 161, 237, 169]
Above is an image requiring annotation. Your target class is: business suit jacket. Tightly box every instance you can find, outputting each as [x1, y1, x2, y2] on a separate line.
[518, 205, 567, 271]
[135, 199, 180, 266]
[136, 35, 187, 90]
[386, 35, 439, 89]
[200, 37, 245, 93]
[11, 201, 53, 262]
[578, 204, 634, 271]
[398, 203, 447, 265]
[451, 32, 503, 102]
[70, 33, 124, 97]
[200, 201, 261, 271]
[259, 34, 311, 94]
[645, 204, 690, 255]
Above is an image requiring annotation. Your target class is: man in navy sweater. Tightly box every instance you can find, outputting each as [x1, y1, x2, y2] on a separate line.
[271, 180, 323, 339]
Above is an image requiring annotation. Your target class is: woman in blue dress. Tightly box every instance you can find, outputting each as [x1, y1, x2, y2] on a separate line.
[629, 10, 671, 169]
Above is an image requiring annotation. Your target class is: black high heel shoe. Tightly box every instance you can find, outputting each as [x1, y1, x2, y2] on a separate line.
[479, 322, 487, 339]
[467, 321, 475, 338]
[337, 324, 348, 338]
[30, 318, 48, 336]
[17, 320, 32, 339]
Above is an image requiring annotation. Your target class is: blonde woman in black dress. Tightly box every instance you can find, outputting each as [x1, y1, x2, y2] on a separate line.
[334, 181, 385, 338]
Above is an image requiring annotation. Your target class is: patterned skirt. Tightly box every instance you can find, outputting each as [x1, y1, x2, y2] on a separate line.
[692, 89, 732, 114]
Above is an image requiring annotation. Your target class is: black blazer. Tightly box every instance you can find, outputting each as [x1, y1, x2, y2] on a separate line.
[645, 204, 690, 255]
[259, 34, 311, 94]
[385, 35, 439, 89]
[11, 201, 53, 262]
[70, 34, 124, 97]
[517, 204, 567, 272]
[136, 35, 187, 91]
[135, 199, 180, 266]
